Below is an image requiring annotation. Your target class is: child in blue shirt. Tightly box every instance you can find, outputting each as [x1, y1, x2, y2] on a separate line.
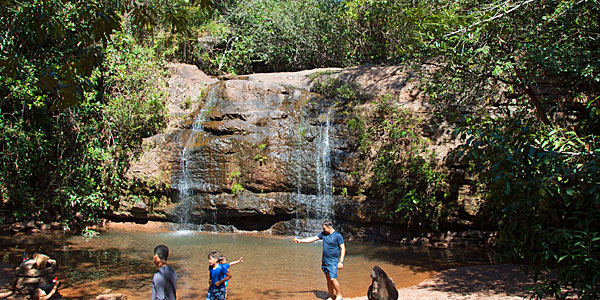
[218, 256, 243, 299]
[206, 252, 231, 300]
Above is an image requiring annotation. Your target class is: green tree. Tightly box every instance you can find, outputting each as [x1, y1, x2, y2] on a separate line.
[0, 0, 120, 219]
[421, 0, 600, 298]
[0, 0, 180, 223]
[194, 0, 347, 74]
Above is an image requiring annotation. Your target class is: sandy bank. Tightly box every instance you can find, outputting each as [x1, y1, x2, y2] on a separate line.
[347, 264, 533, 300]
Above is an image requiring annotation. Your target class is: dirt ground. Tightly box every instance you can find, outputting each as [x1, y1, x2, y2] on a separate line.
[347, 264, 534, 300]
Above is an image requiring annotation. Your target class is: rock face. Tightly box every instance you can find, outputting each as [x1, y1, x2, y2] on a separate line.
[166, 77, 349, 233]
[122, 63, 487, 242]
[367, 266, 399, 300]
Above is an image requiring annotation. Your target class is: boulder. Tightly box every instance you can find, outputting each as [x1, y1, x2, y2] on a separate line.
[15, 259, 56, 277]
[367, 266, 398, 300]
[96, 293, 128, 300]
[13, 255, 58, 296]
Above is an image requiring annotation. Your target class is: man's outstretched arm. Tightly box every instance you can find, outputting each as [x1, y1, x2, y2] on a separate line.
[294, 236, 320, 243]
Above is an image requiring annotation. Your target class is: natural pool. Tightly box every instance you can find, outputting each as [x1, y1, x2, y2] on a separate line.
[0, 223, 494, 300]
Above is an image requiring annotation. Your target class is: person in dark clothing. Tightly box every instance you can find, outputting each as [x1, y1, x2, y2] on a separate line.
[294, 220, 346, 300]
[32, 278, 60, 300]
[152, 245, 177, 300]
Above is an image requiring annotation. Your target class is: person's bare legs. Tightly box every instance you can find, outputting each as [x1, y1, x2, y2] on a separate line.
[331, 277, 342, 300]
[325, 272, 342, 300]
[324, 272, 334, 299]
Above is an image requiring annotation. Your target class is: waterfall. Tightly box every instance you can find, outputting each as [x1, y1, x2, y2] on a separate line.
[315, 109, 334, 221]
[294, 109, 334, 236]
[293, 117, 305, 237]
[175, 85, 219, 230]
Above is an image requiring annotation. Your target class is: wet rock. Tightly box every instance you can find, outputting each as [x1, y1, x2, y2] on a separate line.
[13, 256, 58, 296]
[49, 222, 61, 230]
[96, 293, 128, 300]
[367, 266, 398, 300]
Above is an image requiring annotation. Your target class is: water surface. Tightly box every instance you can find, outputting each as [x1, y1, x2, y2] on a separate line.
[0, 225, 494, 299]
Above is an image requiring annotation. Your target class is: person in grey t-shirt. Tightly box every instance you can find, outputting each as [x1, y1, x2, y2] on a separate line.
[152, 245, 177, 300]
[295, 220, 346, 300]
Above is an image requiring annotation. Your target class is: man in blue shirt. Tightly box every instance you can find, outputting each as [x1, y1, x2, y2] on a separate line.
[295, 220, 346, 300]
[152, 245, 177, 300]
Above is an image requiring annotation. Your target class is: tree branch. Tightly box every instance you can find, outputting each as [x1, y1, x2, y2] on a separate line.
[445, 0, 536, 37]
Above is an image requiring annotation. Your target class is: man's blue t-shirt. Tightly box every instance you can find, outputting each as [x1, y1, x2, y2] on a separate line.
[318, 230, 344, 266]
[209, 264, 227, 288]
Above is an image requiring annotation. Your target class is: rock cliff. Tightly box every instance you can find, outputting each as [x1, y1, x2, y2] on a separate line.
[119, 63, 489, 245]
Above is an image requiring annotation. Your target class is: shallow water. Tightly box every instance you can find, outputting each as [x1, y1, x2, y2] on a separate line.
[0, 226, 494, 300]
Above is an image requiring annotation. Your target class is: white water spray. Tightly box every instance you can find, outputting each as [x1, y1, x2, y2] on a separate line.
[176, 86, 219, 229]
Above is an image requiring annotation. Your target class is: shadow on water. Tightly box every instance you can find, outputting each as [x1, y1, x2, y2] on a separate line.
[348, 242, 495, 273]
[290, 290, 330, 299]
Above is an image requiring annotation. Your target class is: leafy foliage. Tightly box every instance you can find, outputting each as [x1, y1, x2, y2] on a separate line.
[350, 96, 448, 229]
[1, 0, 599, 296]
[192, 0, 347, 74]
[229, 170, 244, 195]
[0, 1, 168, 224]
[419, 0, 600, 297]
[188, 0, 448, 74]
[457, 116, 600, 299]
[311, 73, 368, 105]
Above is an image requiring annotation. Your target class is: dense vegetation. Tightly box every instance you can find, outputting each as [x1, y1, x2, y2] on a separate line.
[1, 0, 598, 298]
[0, 0, 203, 223]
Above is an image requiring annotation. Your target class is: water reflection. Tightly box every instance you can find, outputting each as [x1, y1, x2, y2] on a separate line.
[0, 230, 494, 300]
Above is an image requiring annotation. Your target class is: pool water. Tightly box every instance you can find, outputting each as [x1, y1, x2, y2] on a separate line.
[0, 224, 494, 300]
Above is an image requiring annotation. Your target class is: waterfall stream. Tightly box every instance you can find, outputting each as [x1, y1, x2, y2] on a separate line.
[294, 109, 335, 236]
[315, 109, 334, 221]
[175, 85, 219, 230]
